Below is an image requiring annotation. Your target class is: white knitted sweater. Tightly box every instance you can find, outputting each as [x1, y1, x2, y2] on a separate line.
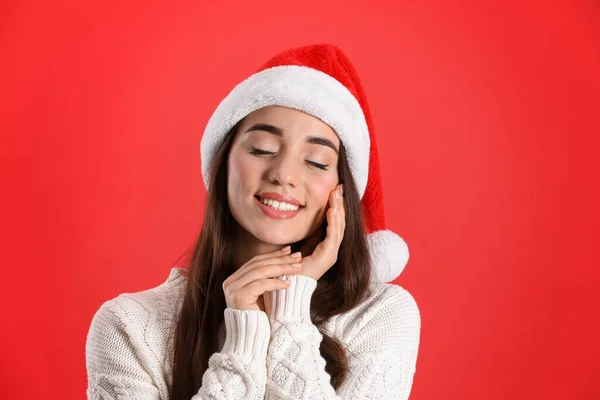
[85, 268, 420, 399]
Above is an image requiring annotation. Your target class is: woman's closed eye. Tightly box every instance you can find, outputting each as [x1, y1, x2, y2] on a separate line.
[249, 146, 329, 171]
[249, 146, 274, 156]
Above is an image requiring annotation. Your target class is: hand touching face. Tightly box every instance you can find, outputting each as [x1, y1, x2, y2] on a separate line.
[296, 184, 345, 281]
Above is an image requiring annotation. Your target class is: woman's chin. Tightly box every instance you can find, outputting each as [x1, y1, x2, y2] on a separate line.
[253, 230, 301, 247]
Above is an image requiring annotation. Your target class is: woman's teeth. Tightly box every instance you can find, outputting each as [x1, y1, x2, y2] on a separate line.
[260, 197, 300, 211]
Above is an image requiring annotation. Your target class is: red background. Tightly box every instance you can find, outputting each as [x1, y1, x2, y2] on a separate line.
[1, 1, 599, 399]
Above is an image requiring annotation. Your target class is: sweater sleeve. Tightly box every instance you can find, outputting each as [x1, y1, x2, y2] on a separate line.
[86, 299, 271, 399]
[263, 274, 421, 399]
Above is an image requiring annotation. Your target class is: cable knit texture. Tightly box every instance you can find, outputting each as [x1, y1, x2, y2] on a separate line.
[86, 268, 420, 399]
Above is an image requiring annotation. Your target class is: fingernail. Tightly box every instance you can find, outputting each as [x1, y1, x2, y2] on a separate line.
[335, 190, 339, 199]
[291, 263, 302, 268]
[282, 246, 291, 252]
[340, 184, 344, 195]
[291, 252, 302, 258]
[333, 206, 337, 215]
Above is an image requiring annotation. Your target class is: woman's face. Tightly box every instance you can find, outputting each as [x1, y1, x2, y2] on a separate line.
[227, 106, 340, 246]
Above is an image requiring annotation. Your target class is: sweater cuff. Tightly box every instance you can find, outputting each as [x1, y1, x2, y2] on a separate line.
[269, 274, 317, 323]
[222, 308, 270, 360]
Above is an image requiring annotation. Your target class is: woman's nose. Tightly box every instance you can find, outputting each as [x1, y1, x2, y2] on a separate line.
[267, 155, 299, 187]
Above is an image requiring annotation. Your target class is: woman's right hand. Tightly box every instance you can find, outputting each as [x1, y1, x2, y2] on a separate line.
[223, 246, 303, 311]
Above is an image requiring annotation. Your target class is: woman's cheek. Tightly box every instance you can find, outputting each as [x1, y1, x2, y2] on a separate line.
[230, 153, 259, 186]
[309, 175, 338, 207]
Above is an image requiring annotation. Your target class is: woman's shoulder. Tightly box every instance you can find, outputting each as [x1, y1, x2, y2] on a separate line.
[360, 281, 420, 329]
[327, 281, 421, 351]
[87, 268, 188, 348]
[93, 268, 187, 317]
[367, 281, 420, 319]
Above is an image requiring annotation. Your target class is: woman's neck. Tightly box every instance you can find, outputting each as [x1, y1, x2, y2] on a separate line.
[232, 226, 290, 270]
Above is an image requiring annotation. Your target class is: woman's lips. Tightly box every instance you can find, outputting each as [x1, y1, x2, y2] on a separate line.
[255, 196, 302, 220]
[257, 191, 302, 206]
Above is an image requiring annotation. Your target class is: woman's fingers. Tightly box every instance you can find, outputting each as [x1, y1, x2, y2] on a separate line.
[228, 278, 291, 311]
[223, 246, 304, 310]
[244, 277, 292, 297]
[235, 252, 302, 281]
[229, 261, 300, 309]
[326, 187, 341, 242]
[320, 185, 345, 263]
[338, 184, 345, 244]
[229, 262, 302, 292]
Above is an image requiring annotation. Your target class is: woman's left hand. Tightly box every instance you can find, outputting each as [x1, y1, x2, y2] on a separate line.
[298, 184, 345, 281]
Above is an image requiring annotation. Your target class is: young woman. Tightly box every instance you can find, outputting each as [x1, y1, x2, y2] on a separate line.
[86, 44, 421, 399]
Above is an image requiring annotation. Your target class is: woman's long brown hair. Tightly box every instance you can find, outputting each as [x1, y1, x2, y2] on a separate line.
[170, 121, 373, 399]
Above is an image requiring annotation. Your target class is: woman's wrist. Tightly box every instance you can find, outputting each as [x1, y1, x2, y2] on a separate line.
[222, 308, 270, 360]
[267, 274, 317, 323]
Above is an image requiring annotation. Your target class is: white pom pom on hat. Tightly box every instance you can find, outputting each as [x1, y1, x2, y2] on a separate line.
[200, 43, 409, 283]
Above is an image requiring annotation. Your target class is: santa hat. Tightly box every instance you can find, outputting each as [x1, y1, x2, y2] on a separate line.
[200, 44, 409, 283]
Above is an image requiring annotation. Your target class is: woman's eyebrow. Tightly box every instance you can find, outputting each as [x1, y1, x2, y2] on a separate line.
[305, 136, 338, 154]
[245, 123, 339, 154]
[244, 123, 283, 136]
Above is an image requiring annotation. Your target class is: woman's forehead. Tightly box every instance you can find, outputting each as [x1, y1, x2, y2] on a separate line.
[239, 106, 340, 144]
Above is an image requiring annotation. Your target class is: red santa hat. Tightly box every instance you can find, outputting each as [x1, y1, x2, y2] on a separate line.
[200, 44, 409, 283]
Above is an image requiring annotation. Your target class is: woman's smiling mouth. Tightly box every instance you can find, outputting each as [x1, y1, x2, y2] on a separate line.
[254, 194, 304, 219]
